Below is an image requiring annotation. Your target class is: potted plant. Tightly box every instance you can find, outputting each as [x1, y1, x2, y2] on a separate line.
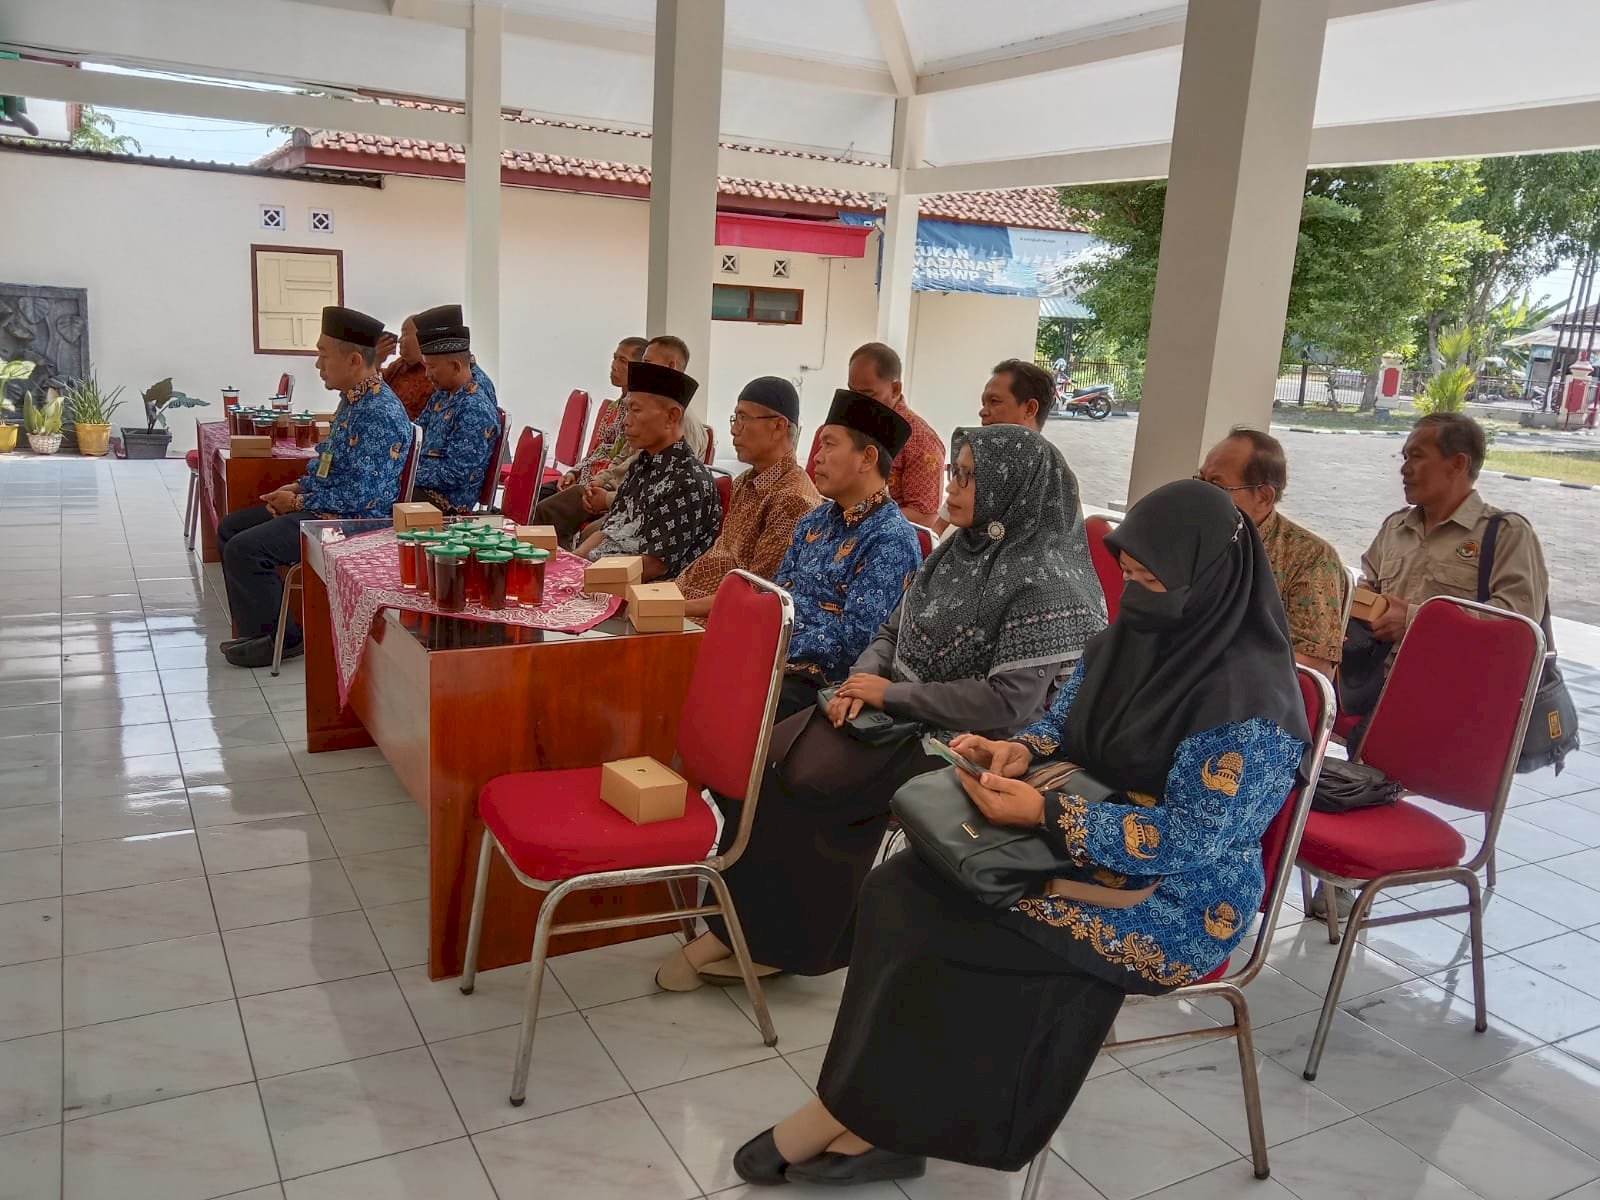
[23, 388, 65, 454]
[123, 377, 208, 460]
[64, 371, 125, 457]
[0, 359, 36, 453]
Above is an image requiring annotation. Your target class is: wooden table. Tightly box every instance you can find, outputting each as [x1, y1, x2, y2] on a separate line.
[195, 419, 317, 562]
[300, 521, 704, 979]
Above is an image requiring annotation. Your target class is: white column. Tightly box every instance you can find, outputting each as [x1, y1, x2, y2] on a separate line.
[876, 95, 924, 356]
[646, 0, 725, 422]
[1127, 0, 1329, 503]
[464, 1, 503, 379]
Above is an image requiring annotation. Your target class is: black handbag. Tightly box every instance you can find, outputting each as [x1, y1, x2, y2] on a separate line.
[1480, 515, 1581, 775]
[1337, 619, 1392, 719]
[889, 762, 1123, 908]
[815, 685, 921, 749]
[1311, 758, 1403, 814]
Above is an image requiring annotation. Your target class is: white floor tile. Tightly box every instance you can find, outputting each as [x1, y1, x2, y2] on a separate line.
[1469, 1047, 1600, 1158]
[471, 1094, 699, 1200]
[583, 987, 780, 1091]
[723, 968, 844, 1053]
[208, 859, 359, 930]
[0, 958, 62, 1040]
[547, 933, 684, 1010]
[1343, 977, 1544, 1075]
[1373, 1078, 1600, 1200]
[431, 1014, 631, 1131]
[61, 875, 217, 955]
[0, 1123, 61, 1200]
[302, 764, 409, 813]
[62, 829, 202, 894]
[340, 845, 428, 908]
[280, 1138, 497, 1200]
[394, 961, 572, 1043]
[257, 1046, 465, 1178]
[62, 1082, 278, 1200]
[187, 778, 318, 827]
[62, 789, 192, 843]
[0, 803, 60, 853]
[318, 802, 426, 857]
[63, 932, 234, 1028]
[0, 846, 59, 903]
[365, 899, 429, 969]
[1252, 1010, 1454, 1113]
[240, 972, 421, 1077]
[196, 813, 334, 875]
[221, 910, 387, 997]
[1431, 953, 1600, 1043]
[0, 1032, 61, 1136]
[0, 897, 60, 966]
[1266, 1117, 1483, 1200]
[63, 1000, 253, 1119]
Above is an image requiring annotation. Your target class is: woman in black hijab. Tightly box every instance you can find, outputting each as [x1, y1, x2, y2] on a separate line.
[732, 479, 1309, 1188]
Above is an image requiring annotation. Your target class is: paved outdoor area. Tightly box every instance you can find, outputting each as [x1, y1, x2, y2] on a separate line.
[3, 453, 1600, 1200]
[1048, 414, 1600, 625]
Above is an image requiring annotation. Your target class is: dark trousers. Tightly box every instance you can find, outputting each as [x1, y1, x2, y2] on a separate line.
[532, 484, 594, 549]
[218, 504, 313, 641]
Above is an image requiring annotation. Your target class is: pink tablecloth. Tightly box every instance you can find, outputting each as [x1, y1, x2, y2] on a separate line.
[197, 420, 317, 533]
[322, 528, 621, 702]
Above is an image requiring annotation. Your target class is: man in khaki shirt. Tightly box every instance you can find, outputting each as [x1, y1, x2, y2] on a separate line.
[1198, 427, 1347, 677]
[1361, 413, 1548, 642]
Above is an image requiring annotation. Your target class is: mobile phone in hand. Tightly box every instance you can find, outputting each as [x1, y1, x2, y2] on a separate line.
[925, 737, 985, 778]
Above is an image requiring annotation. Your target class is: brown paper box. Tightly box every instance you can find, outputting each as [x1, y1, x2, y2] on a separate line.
[626, 582, 685, 618]
[392, 501, 444, 531]
[516, 525, 559, 552]
[585, 556, 644, 595]
[628, 613, 685, 634]
[1350, 587, 1388, 623]
[229, 435, 272, 458]
[600, 756, 687, 824]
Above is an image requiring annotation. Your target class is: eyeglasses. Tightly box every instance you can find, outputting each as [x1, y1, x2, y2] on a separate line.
[729, 413, 784, 430]
[946, 463, 975, 487]
[1191, 474, 1258, 493]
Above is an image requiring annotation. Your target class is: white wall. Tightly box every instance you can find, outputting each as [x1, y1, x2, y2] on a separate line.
[905, 291, 1043, 439]
[0, 150, 1043, 463]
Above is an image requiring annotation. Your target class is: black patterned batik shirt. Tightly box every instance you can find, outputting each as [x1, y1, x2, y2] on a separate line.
[587, 438, 720, 576]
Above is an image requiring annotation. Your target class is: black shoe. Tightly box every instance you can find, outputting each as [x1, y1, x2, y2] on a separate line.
[223, 636, 277, 669]
[279, 637, 304, 662]
[786, 1147, 927, 1187]
[732, 1128, 791, 1186]
[219, 636, 251, 652]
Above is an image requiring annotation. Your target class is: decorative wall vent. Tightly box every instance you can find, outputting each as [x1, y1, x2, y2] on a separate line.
[259, 204, 286, 231]
[309, 208, 334, 233]
[772, 257, 791, 279]
[719, 252, 740, 274]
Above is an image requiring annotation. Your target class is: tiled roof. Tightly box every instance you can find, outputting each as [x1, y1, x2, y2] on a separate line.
[258, 109, 1087, 232]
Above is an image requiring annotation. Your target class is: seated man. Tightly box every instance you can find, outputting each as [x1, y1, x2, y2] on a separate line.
[411, 304, 496, 405]
[376, 315, 434, 420]
[1197, 426, 1346, 676]
[217, 306, 411, 669]
[409, 312, 501, 514]
[677, 377, 821, 619]
[537, 334, 706, 546]
[772, 388, 921, 721]
[576, 360, 719, 581]
[829, 341, 944, 527]
[542, 336, 647, 502]
[934, 357, 1057, 533]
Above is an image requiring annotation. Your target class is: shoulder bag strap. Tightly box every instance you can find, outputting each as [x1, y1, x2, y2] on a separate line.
[1479, 510, 1557, 655]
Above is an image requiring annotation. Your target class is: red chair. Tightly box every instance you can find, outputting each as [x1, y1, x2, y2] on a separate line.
[701, 423, 716, 465]
[1022, 668, 1336, 1196]
[271, 422, 423, 677]
[475, 407, 509, 511]
[540, 389, 590, 487]
[270, 373, 293, 405]
[1294, 596, 1544, 1081]
[1084, 514, 1124, 620]
[909, 522, 936, 559]
[710, 468, 732, 533]
[183, 446, 203, 552]
[460, 571, 794, 1105]
[804, 426, 823, 481]
[500, 427, 547, 526]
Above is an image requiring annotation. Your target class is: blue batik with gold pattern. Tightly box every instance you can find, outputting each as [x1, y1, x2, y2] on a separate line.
[299, 376, 412, 518]
[414, 364, 501, 513]
[774, 489, 921, 684]
[1009, 662, 1304, 994]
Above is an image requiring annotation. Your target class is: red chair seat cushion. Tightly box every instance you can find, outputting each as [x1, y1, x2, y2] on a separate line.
[1333, 712, 1362, 740]
[479, 765, 716, 880]
[499, 462, 513, 483]
[541, 466, 563, 486]
[1297, 798, 1467, 880]
[185, 448, 200, 470]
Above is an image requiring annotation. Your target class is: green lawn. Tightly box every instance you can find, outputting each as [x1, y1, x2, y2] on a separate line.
[1269, 407, 1409, 431]
[1483, 449, 1600, 485]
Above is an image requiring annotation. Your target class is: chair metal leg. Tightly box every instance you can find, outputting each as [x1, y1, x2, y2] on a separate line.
[183, 472, 199, 551]
[1221, 984, 1270, 1179]
[1019, 1147, 1050, 1200]
[509, 874, 576, 1106]
[1298, 868, 1315, 918]
[1303, 883, 1379, 1080]
[460, 832, 496, 995]
[1464, 870, 1488, 1033]
[271, 568, 300, 677]
[1485, 849, 1498, 894]
[700, 866, 777, 1047]
[666, 877, 700, 944]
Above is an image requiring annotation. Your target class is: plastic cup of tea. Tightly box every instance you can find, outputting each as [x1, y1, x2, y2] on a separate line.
[427, 544, 471, 612]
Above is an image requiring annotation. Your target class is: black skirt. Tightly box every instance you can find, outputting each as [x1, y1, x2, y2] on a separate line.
[816, 852, 1127, 1172]
[704, 709, 938, 976]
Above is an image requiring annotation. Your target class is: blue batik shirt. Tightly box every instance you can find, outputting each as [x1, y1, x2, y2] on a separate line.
[299, 376, 412, 518]
[1009, 662, 1305, 994]
[774, 489, 920, 684]
[414, 365, 501, 513]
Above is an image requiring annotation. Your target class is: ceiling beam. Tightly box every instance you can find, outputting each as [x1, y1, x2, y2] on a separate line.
[916, 0, 1445, 95]
[864, 0, 917, 97]
[0, 56, 468, 141]
[905, 93, 1600, 194]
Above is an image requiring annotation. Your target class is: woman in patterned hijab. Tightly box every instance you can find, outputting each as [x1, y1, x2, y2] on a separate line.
[660, 423, 1107, 992]
[893, 424, 1105, 697]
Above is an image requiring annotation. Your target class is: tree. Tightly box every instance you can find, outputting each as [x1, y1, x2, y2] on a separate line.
[1063, 163, 1490, 370]
[70, 106, 141, 154]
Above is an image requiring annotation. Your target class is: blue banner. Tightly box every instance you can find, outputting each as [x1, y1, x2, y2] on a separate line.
[840, 213, 1096, 302]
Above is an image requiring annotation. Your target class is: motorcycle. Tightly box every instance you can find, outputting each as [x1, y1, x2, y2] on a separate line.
[1058, 383, 1113, 420]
